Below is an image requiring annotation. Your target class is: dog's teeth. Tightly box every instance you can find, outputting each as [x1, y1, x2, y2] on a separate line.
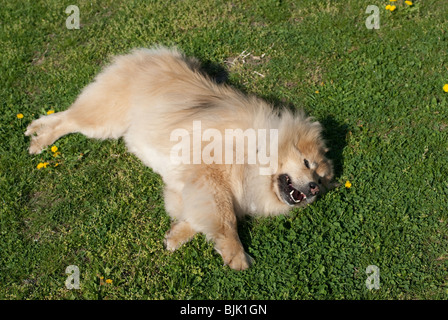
[289, 189, 301, 203]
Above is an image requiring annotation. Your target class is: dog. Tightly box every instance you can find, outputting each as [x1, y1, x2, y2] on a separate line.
[25, 46, 334, 270]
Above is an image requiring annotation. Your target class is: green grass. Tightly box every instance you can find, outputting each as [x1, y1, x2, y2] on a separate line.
[1, 0, 448, 299]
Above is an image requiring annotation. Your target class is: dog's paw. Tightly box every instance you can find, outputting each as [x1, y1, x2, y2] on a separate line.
[229, 251, 254, 271]
[163, 222, 196, 252]
[163, 234, 180, 252]
[25, 118, 50, 154]
[27, 136, 45, 155]
[221, 249, 254, 271]
[24, 120, 38, 138]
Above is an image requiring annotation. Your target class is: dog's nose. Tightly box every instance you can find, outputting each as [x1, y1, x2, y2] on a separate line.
[309, 182, 320, 195]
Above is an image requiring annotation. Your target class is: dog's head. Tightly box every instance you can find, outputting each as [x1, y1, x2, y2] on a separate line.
[273, 111, 334, 207]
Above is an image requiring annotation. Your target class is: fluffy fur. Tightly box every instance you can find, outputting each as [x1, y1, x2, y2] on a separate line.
[25, 46, 334, 270]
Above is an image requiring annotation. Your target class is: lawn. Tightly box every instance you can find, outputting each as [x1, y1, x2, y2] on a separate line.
[1, 0, 447, 299]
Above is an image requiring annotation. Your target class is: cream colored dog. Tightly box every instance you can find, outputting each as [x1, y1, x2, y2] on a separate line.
[25, 46, 334, 270]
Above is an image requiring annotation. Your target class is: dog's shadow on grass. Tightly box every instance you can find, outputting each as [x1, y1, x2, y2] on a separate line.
[201, 60, 348, 254]
[319, 116, 348, 180]
[201, 60, 348, 179]
[200, 59, 230, 84]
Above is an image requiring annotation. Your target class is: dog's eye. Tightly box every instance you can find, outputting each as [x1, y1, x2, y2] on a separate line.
[318, 178, 322, 184]
[304, 159, 310, 169]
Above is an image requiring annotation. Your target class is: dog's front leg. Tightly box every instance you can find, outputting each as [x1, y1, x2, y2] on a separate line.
[180, 168, 253, 271]
[213, 213, 253, 271]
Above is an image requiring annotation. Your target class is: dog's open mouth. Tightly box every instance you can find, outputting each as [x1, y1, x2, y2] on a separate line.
[289, 184, 306, 203]
[278, 174, 307, 205]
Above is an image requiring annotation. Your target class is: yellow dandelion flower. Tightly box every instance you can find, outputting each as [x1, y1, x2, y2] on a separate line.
[54, 163, 59, 167]
[389, 5, 397, 11]
[105, 279, 112, 284]
[345, 181, 352, 189]
[37, 162, 50, 169]
[443, 84, 448, 92]
[405, 1, 413, 5]
[17, 113, 24, 119]
[99, 276, 104, 280]
[389, 0, 397, 2]
[47, 110, 55, 115]
[51, 145, 58, 153]
[385, 4, 391, 10]
[315, 90, 319, 94]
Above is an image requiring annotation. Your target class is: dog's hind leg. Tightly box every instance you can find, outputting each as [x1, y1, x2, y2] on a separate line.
[25, 103, 130, 154]
[25, 73, 132, 154]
